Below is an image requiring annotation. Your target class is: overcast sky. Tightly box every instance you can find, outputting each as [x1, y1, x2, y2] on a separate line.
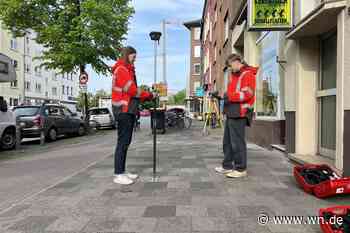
[87, 0, 204, 94]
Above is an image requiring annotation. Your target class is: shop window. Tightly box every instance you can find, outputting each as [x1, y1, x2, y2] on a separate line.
[256, 32, 281, 118]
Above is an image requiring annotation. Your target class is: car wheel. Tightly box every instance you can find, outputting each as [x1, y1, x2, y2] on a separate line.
[47, 128, 57, 142]
[1, 128, 16, 150]
[78, 125, 86, 136]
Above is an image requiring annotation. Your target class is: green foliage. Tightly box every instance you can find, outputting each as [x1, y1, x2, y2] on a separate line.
[0, 0, 134, 74]
[76, 89, 110, 110]
[168, 89, 186, 105]
[139, 84, 156, 110]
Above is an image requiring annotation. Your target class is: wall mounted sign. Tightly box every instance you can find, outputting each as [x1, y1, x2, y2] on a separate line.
[248, 0, 293, 31]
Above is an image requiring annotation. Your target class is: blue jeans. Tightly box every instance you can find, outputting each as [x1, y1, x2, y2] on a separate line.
[113, 111, 135, 175]
[222, 118, 247, 171]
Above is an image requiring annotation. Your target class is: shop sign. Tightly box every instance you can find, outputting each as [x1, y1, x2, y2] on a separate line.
[248, 0, 293, 31]
[195, 87, 204, 97]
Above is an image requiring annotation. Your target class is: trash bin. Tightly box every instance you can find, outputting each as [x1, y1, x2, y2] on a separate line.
[150, 109, 166, 134]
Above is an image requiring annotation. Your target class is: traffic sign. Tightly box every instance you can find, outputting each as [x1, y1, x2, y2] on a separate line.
[79, 84, 87, 93]
[79, 72, 89, 85]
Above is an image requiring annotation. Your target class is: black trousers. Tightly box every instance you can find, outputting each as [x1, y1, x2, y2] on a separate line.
[222, 118, 247, 171]
[113, 111, 135, 175]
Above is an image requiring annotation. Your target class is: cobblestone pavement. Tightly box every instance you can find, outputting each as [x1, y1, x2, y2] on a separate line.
[0, 122, 349, 233]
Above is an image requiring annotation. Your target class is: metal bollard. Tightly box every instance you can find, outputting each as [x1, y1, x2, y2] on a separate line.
[40, 130, 45, 146]
[15, 125, 21, 150]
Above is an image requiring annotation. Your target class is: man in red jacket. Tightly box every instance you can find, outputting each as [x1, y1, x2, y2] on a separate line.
[111, 46, 153, 185]
[215, 54, 258, 178]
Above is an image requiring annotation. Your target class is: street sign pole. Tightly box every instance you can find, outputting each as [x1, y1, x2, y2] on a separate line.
[149, 31, 162, 182]
[79, 70, 89, 126]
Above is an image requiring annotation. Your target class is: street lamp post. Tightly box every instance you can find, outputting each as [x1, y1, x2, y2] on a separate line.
[149, 31, 162, 180]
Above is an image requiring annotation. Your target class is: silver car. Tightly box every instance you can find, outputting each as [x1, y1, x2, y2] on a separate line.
[88, 108, 116, 129]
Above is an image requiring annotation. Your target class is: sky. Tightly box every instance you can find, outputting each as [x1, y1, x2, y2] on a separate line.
[87, 0, 204, 95]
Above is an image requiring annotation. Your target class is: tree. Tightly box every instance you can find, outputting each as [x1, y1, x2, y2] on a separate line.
[0, 0, 134, 75]
[168, 89, 186, 105]
[76, 89, 111, 111]
[90, 89, 110, 107]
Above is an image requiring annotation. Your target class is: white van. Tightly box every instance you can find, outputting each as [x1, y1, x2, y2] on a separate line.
[0, 98, 16, 150]
[0, 53, 17, 150]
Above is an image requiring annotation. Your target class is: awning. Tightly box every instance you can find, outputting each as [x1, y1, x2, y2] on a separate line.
[286, 0, 347, 39]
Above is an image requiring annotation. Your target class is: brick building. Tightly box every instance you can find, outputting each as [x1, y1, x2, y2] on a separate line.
[200, 0, 350, 176]
[184, 19, 202, 115]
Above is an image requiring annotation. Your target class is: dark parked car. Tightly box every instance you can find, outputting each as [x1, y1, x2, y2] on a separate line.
[14, 104, 86, 142]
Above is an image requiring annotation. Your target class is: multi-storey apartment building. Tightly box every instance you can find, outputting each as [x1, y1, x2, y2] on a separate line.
[184, 19, 202, 115]
[0, 23, 79, 111]
[0, 22, 24, 107]
[201, 0, 350, 175]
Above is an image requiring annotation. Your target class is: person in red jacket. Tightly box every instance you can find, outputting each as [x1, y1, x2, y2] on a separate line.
[111, 46, 153, 185]
[215, 54, 258, 178]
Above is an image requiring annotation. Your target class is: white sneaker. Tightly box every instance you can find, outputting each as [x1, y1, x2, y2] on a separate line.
[226, 170, 248, 178]
[113, 175, 134, 185]
[215, 167, 233, 174]
[125, 172, 139, 180]
[114, 172, 139, 180]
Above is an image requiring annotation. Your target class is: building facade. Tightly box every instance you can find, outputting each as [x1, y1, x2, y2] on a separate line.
[0, 23, 79, 111]
[201, 0, 350, 175]
[184, 19, 202, 115]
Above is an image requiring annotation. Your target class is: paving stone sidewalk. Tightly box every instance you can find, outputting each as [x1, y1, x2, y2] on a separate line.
[0, 122, 349, 233]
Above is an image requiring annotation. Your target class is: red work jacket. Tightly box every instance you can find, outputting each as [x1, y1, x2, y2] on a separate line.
[111, 59, 152, 113]
[226, 66, 258, 118]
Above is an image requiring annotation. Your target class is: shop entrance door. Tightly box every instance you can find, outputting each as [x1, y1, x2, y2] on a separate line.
[318, 32, 337, 158]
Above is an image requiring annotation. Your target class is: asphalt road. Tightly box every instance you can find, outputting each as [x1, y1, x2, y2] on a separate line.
[0, 129, 118, 212]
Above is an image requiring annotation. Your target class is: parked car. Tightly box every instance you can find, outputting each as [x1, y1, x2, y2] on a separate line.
[88, 107, 116, 129]
[14, 104, 86, 142]
[0, 97, 16, 150]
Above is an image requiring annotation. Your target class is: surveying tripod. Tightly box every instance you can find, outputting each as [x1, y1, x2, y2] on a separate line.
[202, 93, 224, 136]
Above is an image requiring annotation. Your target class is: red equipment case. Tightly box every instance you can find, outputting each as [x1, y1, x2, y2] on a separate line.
[294, 164, 350, 198]
[319, 206, 350, 233]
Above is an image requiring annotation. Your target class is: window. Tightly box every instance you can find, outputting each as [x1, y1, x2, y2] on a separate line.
[25, 81, 31, 91]
[66, 86, 69, 95]
[10, 37, 17, 50]
[63, 107, 72, 117]
[25, 63, 31, 73]
[0, 61, 9, 74]
[35, 83, 42, 93]
[62, 85, 65, 95]
[53, 73, 59, 81]
[10, 80, 18, 88]
[194, 27, 201, 41]
[71, 87, 73, 96]
[256, 32, 281, 118]
[214, 4, 218, 23]
[194, 45, 201, 58]
[52, 87, 57, 96]
[194, 64, 201, 75]
[34, 66, 42, 76]
[11, 60, 18, 69]
[214, 43, 217, 62]
[224, 13, 229, 41]
[48, 106, 63, 116]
